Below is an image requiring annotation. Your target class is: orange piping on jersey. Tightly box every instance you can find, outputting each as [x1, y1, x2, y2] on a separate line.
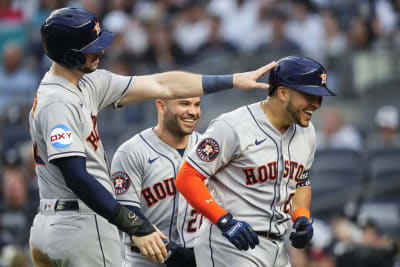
[176, 161, 227, 224]
[31, 92, 38, 119]
[291, 208, 310, 222]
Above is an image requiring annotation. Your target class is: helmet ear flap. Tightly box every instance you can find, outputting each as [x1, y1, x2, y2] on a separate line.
[61, 50, 86, 69]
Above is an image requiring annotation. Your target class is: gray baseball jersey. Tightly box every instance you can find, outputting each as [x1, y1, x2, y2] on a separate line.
[29, 70, 133, 266]
[111, 128, 203, 266]
[187, 101, 315, 267]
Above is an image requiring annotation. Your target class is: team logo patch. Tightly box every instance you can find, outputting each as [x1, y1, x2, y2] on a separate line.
[112, 171, 131, 195]
[196, 138, 220, 162]
[50, 124, 73, 148]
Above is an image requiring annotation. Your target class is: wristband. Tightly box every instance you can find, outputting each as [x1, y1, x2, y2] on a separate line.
[202, 75, 233, 95]
[291, 208, 310, 222]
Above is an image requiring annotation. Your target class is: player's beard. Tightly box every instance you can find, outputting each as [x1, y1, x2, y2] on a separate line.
[286, 99, 308, 127]
[164, 112, 197, 137]
[78, 62, 97, 74]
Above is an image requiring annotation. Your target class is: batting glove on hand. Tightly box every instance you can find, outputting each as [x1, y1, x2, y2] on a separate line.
[217, 213, 259, 251]
[290, 216, 313, 249]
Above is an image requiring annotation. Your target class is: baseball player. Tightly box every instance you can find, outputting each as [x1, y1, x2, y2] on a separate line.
[176, 56, 336, 267]
[111, 97, 202, 267]
[28, 7, 277, 267]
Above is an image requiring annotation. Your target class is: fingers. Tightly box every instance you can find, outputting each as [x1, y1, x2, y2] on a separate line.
[132, 233, 167, 263]
[256, 61, 278, 76]
[153, 224, 168, 240]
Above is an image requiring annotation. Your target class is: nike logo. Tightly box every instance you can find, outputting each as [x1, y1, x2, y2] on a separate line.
[148, 157, 159, 164]
[255, 138, 266, 145]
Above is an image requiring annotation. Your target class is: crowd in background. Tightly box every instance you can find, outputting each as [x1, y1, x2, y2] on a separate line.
[0, 0, 400, 266]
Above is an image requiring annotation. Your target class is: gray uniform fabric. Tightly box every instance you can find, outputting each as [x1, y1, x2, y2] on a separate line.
[186, 101, 316, 267]
[112, 128, 203, 267]
[29, 69, 133, 266]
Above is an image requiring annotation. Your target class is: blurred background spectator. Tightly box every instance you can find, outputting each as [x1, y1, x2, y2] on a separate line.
[366, 105, 400, 149]
[1, 0, 400, 265]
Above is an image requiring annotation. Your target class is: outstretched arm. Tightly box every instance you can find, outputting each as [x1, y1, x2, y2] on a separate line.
[119, 61, 277, 104]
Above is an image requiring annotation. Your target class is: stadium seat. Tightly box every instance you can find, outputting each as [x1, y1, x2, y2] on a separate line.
[310, 148, 364, 219]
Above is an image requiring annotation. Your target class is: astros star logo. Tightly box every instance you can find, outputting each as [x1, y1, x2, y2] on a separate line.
[320, 72, 327, 85]
[93, 21, 101, 36]
[196, 138, 220, 162]
[112, 171, 131, 195]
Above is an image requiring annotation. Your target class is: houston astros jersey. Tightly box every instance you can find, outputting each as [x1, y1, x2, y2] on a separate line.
[111, 128, 203, 247]
[187, 101, 316, 236]
[29, 70, 133, 199]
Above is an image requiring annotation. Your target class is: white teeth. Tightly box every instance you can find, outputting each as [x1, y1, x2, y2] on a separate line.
[305, 111, 313, 115]
[182, 119, 194, 122]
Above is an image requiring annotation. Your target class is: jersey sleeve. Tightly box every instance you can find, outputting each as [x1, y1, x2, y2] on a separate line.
[38, 102, 86, 161]
[186, 117, 240, 178]
[84, 70, 133, 111]
[111, 149, 143, 208]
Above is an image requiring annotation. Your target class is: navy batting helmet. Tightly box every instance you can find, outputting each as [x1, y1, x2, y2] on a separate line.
[41, 7, 114, 69]
[268, 56, 335, 96]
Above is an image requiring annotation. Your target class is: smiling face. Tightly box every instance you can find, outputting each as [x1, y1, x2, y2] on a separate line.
[285, 87, 322, 127]
[79, 51, 104, 73]
[160, 97, 201, 137]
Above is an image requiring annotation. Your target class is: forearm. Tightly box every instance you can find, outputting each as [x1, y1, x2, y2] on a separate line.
[53, 156, 155, 236]
[176, 161, 227, 224]
[290, 186, 312, 219]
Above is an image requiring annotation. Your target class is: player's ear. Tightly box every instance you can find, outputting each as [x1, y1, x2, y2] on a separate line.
[155, 99, 166, 113]
[276, 86, 289, 103]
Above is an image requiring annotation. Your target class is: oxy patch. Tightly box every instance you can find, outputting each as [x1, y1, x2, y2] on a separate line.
[50, 124, 73, 148]
[112, 171, 131, 195]
[196, 138, 220, 162]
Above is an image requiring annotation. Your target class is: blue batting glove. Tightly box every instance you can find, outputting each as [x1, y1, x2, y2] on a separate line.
[217, 213, 259, 251]
[290, 216, 313, 249]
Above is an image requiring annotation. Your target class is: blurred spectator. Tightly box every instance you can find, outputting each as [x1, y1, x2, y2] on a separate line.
[309, 247, 336, 267]
[0, 147, 30, 249]
[102, 9, 149, 62]
[347, 15, 376, 51]
[172, 1, 211, 58]
[0, 245, 30, 267]
[207, 0, 264, 52]
[366, 105, 400, 149]
[0, 41, 38, 113]
[257, 8, 301, 56]
[285, 0, 326, 61]
[317, 107, 364, 151]
[196, 15, 237, 59]
[322, 10, 347, 59]
[19, 141, 39, 223]
[330, 215, 362, 257]
[142, 22, 187, 71]
[335, 219, 396, 267]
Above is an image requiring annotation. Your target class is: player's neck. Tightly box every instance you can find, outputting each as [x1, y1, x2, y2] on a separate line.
[153, 126, 189, 149]
[262, 99, 290, 134]
[50, 62, 84, 87]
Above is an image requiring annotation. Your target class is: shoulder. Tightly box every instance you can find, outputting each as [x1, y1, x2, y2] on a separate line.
[213, 105, 251, 128]
[115, 128, 154, 155]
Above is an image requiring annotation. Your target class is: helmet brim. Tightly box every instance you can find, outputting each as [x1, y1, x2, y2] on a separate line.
[80, 31, 115, 53]
[289, 85, 336, 96]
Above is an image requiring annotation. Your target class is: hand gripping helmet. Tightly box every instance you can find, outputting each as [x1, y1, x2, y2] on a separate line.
[41, 7, 115, 69]
[268, 56, 335, 96]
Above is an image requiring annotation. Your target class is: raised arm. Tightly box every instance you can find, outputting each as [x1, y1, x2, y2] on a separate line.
[119, 61, 277, 105]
